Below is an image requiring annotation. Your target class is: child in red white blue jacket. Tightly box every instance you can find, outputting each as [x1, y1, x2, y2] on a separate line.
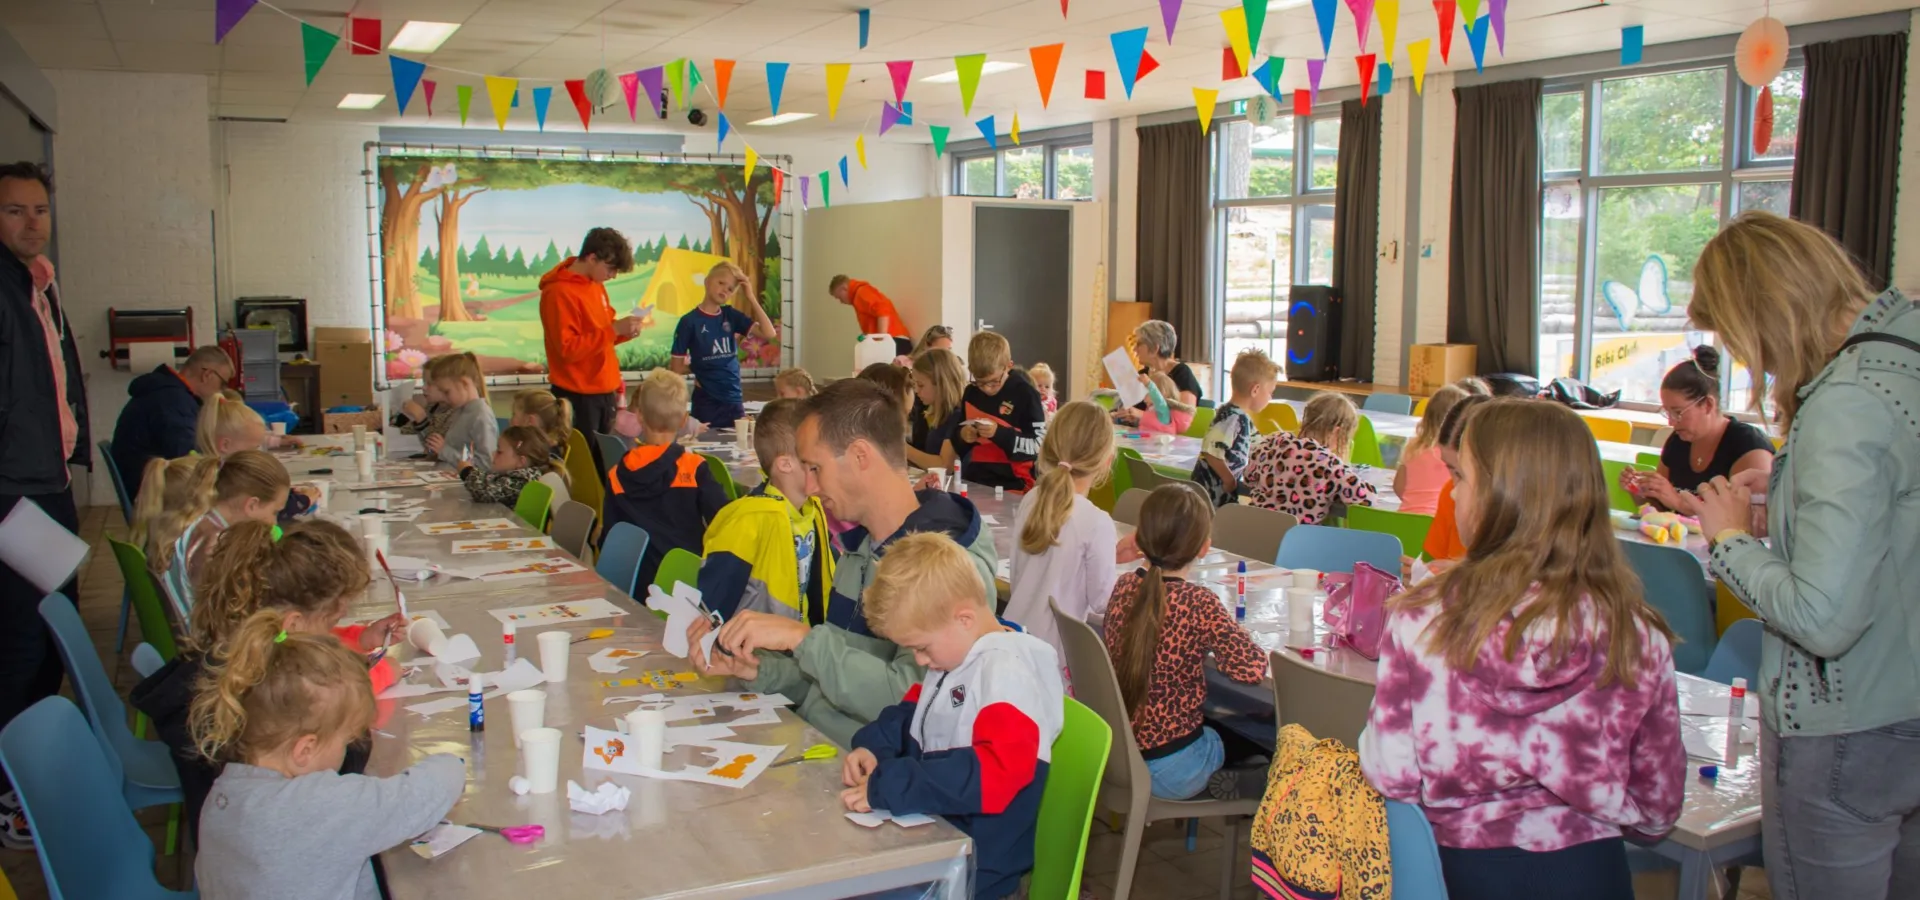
[841, 533, 1064, 900]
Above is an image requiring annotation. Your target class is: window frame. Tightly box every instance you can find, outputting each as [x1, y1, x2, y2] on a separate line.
[948, 135, 1095, 200]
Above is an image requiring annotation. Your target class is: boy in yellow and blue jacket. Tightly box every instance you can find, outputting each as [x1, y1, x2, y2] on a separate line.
[698, 399, 836, 622]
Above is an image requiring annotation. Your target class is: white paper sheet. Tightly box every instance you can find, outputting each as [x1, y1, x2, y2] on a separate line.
[567, 780, 630, 815]
[405, 696, 469, 718]
[482, 658, 548, 698]
[434, 634, 480, 666]
[416, 470, 461, 484]
[1103, 348, 1147, 408]
[443, 556, 588, 582]
[581, 725, 785, 789]
[451, 536, 557, 554]
[588, 647, 646, 674]
[343, 479, 420, 491]
[377, 682, 462, 700]
[0, 498, 88, 595]
[845, 810, 938, 829]
[409, 823, 482, 858]
[486, 597, 627, 627]
[419, 518, 518, 535]
[646, 583, 705, 658]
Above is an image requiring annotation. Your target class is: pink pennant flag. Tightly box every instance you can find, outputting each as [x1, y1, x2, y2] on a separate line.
[422, 80, 437, 116]
[879, 102, 901, 135]
[887, 60, 913, 104]
[1489, 0, 1508, 53]
[1346, 0, 1376, 51]
[800, 175, 812, 210]
[1306, 58, 1326, 103]
[619, 71, 640, 120]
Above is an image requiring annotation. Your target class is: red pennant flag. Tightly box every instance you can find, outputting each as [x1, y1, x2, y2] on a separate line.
[1434, 0, 1456, 63]
[713, 59, 735, 109]
[422, 80, 437, 116]
[771, 168, 785, 208]
[1137, 50, 1160, 81]
[1222, 46, 1243, 79]
[566, 79, 591, 130]
[1061, 0, 1069, 16]
[1357, 53, 1376, 105]
[1085, 69, 1107, 99]
[350, 16, 380, 54]
[1293, 88, 1312, 116]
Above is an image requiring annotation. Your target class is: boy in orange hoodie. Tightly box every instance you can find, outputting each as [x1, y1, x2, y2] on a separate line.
[538, 227, 646, 437]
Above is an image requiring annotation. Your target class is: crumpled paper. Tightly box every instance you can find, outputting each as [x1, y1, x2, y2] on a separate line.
[568, 779, 631, 816]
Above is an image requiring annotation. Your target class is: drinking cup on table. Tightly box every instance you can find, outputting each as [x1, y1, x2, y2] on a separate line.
[1291, 569, 1320, 591]
[536, 630, 571, 683]
[507, 690, 546, 748]
[359, 514, 385, 538]
[270, 422, 287, 436]
[628, 708, 666, 770]
[1286, 587, 1317, 647]
[407, 618, 449, 658]
[520, 728, 562, 794]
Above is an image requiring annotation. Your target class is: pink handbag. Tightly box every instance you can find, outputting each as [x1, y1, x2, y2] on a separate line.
[1320, 561, 1402, 660]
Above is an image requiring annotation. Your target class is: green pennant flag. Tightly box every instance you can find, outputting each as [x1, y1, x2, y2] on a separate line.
[819, 172, 831, 208]
[300, 22, 339, 86]
[929, 125, 951, 157]
[953, 53, 986, 115]
[456, 84, 473, 125]
[667, 59, 688, 110]
[689, 62, 703, 92]
[1242, 0, 1267, 54]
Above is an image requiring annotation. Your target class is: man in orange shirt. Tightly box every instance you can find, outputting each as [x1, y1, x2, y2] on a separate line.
[539, 227, 645, 436]
[829, 275, 912, 357]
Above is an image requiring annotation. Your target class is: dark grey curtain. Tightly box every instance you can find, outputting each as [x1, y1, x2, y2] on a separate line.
[1334, 98, 1382, 381]
[1448, 78, 1542, 375]
[1135, 121, 1213, 364]
[1791, 33, 1906, 290]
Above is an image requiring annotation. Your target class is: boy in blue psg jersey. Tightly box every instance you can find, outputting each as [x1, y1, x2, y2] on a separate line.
[672, 260, 776, 428]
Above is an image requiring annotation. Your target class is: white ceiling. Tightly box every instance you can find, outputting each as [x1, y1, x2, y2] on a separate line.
[0, 0, 1910, 138]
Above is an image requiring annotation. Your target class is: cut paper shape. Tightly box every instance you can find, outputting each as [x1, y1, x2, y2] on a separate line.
[566, 79, 590, 130]
[450, 536, 555, 554]
[349, 16, 379, 54]
[1489, 0, 1507, 53]
[838, 156, 849, 188]
[1110, 28, 1149, 98]
[1378, 62, 1393, 96]
[1459, 0, 1481, 24]
[482, 658, 547, 699]
[888, 60, 914, 103]
[766, 63, 789, 115]
[1346, 0, 1375, 51]
[1159, 0, 1183, 42]
[1222, 47, 1242, 80]
[1138, 50, 1160, 82]
[1409, 38, 1431, 93]
[1031, 44, 1063, 108]
[619, 71, 640, 120]
[930, 125, 951, 156]
[1753, 85, 1774, 154]
[800, 175, 812, 208]
[976, 115, 997, 150]
[846, 810, 939, 828]
[825, 63, 851, 119]
[435, 634, 481, 666]
[1193, 89, 1218, 134]
[421, 80, 437, 115]
[717, 111, 732, 148]
[645, 582, 706, 658]
[409, 824, 483, 859]
[300, 22, 338, 85]
[858, 8, 870, 48]
[1220, 8, 1251, 78]
[406, 696, 467, 718]
[666, 59, 687, 110]
[820, 172, 830, 208]
[1465, 15, 1489, 72]
[0, 499, 87, 595]
[1085, 70, 1106, 100]
[1103, 349, 1148, 408]
[420, 518, 516, 535]
[1255, 58, 1284, 99]
[714, 59, 735, 108]
[1311, 0, 1338, 55]
[856, 134, 868, 169]
[954, 53, 986, 114]
[532, 86, 552, 130]
[1735, 17, 1788, 87]
[581, 726, 785, 789]
[1306, 58, 1325, 103]
[1434, 0, 1456, 63]
[1357, 53, 1377, 104]
[488, 597, 627, 628]
[1243, 0, 1268, 51]
[456, 85, 473, 125]
[215, 0, 257, 43]
[589, 647, 645, 674]
[879, 102, 900, 135]
[1010, 114, 1021, 145]
[745, 146, 759, 183]
[1379, 0, 1400, 59]
[377, 681, 460, 700]
[569, 780, 631, 815]
[638, 67, 665, 119]
[1294, 88, 1312, 117]
[1621, 25, 1644, 65]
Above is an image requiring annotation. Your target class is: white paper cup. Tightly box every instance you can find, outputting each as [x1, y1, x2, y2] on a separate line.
[407, 617, 448, 658]
[1291, 569, 1320, 590]
[352, 424, 367, 440]
[311, 480, 332, 509]
[364, 533, 390, 564]
[507, 689, 546, 748]
[628, 708, 666, 770]
[270, 421, 287, 436]
[358, 514, 385, 538]
[520, 727, 563, 794]
[734, 418, 752, 444]
[355, 449, 374, 479]
[1287, 587, 1317, 647]
[536, 630, 571, 683]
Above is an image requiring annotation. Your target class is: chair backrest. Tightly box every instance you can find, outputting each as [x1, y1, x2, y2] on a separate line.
[1182, 405, 1215, 439]
[1383, 799, 1450, 900]
[1269, 649, 1375, 747]
[1351, 415, 1385, 468]
[700, 453, 740, 501]
[1618, 539, 1717, 673]
[1701, 618, 1762, 687]
[595, 522, 650, 598]
[550, 500, 597, 561]
[563, 429, 605, 523]
[1093, 394, 1116, 410]
[0, 698, 183, 900]
[1637, 451, 1662, 471]
[1275, 523, 1401, 573]
[1412, 397, 1429, 416]
[1251, 403, 1299, 435]
[1112, 489, 1151, 526]
[1030, 697, 1113, 900]
[104, 538, 177, 662]
[1050, 600, 1148, 799]
[1123, 455, 1175, 494]
[593, 432, 630, 480]
[1600, 460, 1645, 514]
[1581, 415, 1633, 444]
[1095, 447, 1143, 512]
[1212, 504, 1298, 566]
[1362, 393, 1414, 416]
[496, 416, 511, 434]
[654, 547, 702, 594]
[130, 644, 166, 680]
[98, 440, 134, 525]
[1344, 507, 1434, 558]
[39, 596, 136, 801]
[537, 470, 571, 510]
[514, 479, 555, 531]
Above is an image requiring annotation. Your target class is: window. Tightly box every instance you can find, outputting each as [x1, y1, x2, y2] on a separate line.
[950, 137, 1094, 200]
[1536, 61, 1799, 409]
[1213, 112, 1341, 369]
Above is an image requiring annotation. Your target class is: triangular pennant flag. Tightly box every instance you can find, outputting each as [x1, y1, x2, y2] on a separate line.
[858, 8, 870, 48]
[1311, 0, 1338, 55]
[1220, 9, 1252, 78]
[688, 61, 703, 92]
[930, 125, 951, 157]
[714, 60, 736, 109]
[825, 63, 851, 119]
[300, 22, 338, 85]
[1243, 0, 1268, 51]
[1061, 0, 1069, 16]
[1620, 25, 1643, 65]
[976, 116, 997, 149]
[484, 76, 516, 130]
[745, 146, 759, 183]
[1111, 29, 1149, 98]
[422, 80, 437, 116]
[800, 175, 812, 210]
[1255, 58, 1284, 99]
[1138, 50, 1160, 81]
[532, 86, 552, 130]
[838, 156, 849, 187]
[887, 61, 913, 103]
[215, 0, 257, 43]
[350, 16, 379, 54]
[1158, 0, 1182, 42]
[717, 112, 731, 148]
[1193, 88, 1218, 134]
[821, 173, 831, 208]
[1379, 62, 1393, 95]
[856, 134, 868, 168]
[1306, 58, 1325, 103]
[1085, 69, 1106, 99]
[639, 66, 665, 119]
[1030, 44, 1063, 108]
[1357, 53, 1376, 104]
[1010, 113, 1021, 145]
[879, 102, 900, 135]
[1409, 39, 1431, 93]
[1465, 14, 1489, 72]
[512, 88, 520, 108]
[1222, 47, 1241, 80]
[1435, 1, 1456, 63]
[771, 168, 783, 207]
[1347, 0, 1375, 51]
[456, 84, 473, 125]
[389, 56, 426, 116]
[766, 62, 790, 115]
[1489, 0, 1507, 53]
[619, 71, 640, 120]
[954, 53, 987, 114]
[1293, 88, 1311, 117]
[1459, 0, 1481, 25]
[566, 80, 590, 130]
[1379, 0, 1400, 59]
[899, 101, 913, 125]
[667, 59, 688, 110]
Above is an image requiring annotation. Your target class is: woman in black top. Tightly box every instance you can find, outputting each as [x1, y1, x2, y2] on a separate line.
[1113, 319, 1204, 425]
[1622, 345, 1774, 513]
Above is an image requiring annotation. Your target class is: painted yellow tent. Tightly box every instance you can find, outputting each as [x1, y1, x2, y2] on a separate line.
[642, 248, 734, 316]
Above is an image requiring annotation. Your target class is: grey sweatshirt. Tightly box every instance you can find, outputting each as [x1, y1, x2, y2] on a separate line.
[195, 754, 466, 900]
[438, 398, 498, 471]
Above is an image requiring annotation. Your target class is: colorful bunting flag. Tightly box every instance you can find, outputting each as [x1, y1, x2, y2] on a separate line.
[1435, 1, 1456, 63]
[1255, 58, 1284, 99]
[1061, 0, 1069, 17]
[1138, 51, 1160, 81]
[1459, 0, 1481, 25]
[1409, 39, 1431, 93]
[389, 56, 426, 116]
[879, 102, 901, 135]
[300, 22, 337, 85]
[511, 88, 520, 108]
[688, 61, 703, 92]
[1193, 88, 1218, 134]
[639, 67, 665, 119]
[771, 168, 783, 207]
[1220, 8, 1252, 78]
[1030, 44, 1063, 107]
[954, 54, 987, 115]
[1293, 88, 1311, 117]
[825, 63, 851, 119]
[856, 134, 868, 168]
[215, 0, 257, 43]
[619, 71, 640, 120]
[745, 146, 759, 183]
[717, 111, 731, 148]
[1379, 0, 1401, 59]
[887, 61, 914, 103]
[800, 175, 811, 210]
[838, 156, 849, 187]
[532, 86, 552, 130]
[1222, 47, 1242, 80]
[484, 76, 515, 130]
[1010, 113, 1021, 145]
[667, 59, 687, 110]
[1085, 69, 1106, 100]
[1357, 53, 1376, 104]
[1311, 0, 1337, 56]
[350, 16, 379, 54]
[930, 125, 951, 157]
[1347, 0, 1375, 51]
[858, 8, 871, 48]
[1379, 62, 1393, 95]
[1306, 58, 1325, 103]
[899, 101, 914, 125]
[566, 79, 590, 129]
[821, 173, 831, 208]
[1111, 29, 1149, 98]
[456, 84, 473, 125]
[1621, 25, 1644, 65]
[1489, 0, 1508, 53]
[714, 60, 736, 109]
[422, 80, 437, 116]
[976, 115, 997, 150]
[1158, 0, 1182, 42]
[1243, 0, 1268, 51]
[1465, 15, 1489, 72]
[766, 62, 790, 116]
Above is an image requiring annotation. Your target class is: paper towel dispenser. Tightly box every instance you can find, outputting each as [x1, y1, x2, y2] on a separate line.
[103, 307, 195, 371]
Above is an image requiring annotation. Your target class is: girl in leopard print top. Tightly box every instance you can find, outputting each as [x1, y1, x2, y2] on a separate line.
[459, 426, 566, 510]
[1243, 392, 1375, 525]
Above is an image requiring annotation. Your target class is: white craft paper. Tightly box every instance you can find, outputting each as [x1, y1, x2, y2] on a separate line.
[581, 725, 785, 789]
[844, 810, 938, 829]
[487, 597, 626, 627]
[377, 682, 461, 700]
[0, 499, 88, 594]
[588, 647, 645, 674]
[645, 583, 705, 658]
[419, 518, 518, 535]
[409, 823, 482, 858]
[405, 696, 469, 718]
[434, 634, 481, 666]
[451, 536, 557, 555]
[567, 780, 631, 816]
[1103, 348, 1147, 408]
[482, 658, 548, 699]
[661, 723, 737, 744]
[382, 556, 438, 580]
[343, 479, 420, 491]
[417, 470, 461, 484]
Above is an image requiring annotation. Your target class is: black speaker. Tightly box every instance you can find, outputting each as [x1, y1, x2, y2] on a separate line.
[1285, 285, 1342, 381]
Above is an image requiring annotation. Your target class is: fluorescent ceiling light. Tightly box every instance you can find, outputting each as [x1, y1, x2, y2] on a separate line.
[1268, 0, 1312, 9]
[748, 112, 816, 126]
[388, 21, 460, 53]
[922, 61, 1024, 83]
[337, 93, 386, 110]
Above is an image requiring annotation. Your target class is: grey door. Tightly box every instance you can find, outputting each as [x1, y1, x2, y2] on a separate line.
[973, 205, 1073, 397]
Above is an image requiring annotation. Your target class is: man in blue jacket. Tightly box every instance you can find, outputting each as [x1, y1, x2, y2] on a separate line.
[111, 344, 233, 501]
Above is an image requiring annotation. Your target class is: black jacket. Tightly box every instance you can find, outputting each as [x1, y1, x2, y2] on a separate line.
[0, 251, 91, 495]
[604, 441, 729, 591]
[113, 365, 203, 501]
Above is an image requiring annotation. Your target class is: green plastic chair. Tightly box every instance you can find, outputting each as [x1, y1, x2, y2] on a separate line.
[104, 538, 177, 663]
[1345, 506, 1434, 559]
[1601, 460, 1648, 514]
[514, 480, 555, 531]
[1029, 697, 1112, 900]
[651, 547, 702, 619]
[1638, 451, 1662, 470]
[1181, 405, 1215, 439]
[1351, 415, 1385, 468]
[701, 453, 741, 501]
[1094, 394, 1116, 410]
[1093, 446, 1143, 513]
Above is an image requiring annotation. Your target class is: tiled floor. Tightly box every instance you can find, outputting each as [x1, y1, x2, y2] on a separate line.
[0, 506, 1775, 900]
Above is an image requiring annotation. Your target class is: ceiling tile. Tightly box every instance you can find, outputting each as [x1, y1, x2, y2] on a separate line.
[12, 34, 123, 69]
[0, 2, 109, 34]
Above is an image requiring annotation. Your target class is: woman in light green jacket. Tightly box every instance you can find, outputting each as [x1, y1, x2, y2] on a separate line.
[1690, 212, 1920, 900]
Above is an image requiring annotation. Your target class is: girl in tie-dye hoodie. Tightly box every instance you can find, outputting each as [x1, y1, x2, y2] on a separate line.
[1359, 400, 1685, 900]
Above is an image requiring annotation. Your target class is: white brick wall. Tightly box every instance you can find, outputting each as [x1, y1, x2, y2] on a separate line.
[45, 69, 215, 506]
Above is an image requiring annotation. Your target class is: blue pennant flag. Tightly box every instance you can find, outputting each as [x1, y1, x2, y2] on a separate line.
[976, 115, 997, 149]
[531, 86, 552, 130]
[1466, 15, 1490, 73]
[839, 155, 850, 187]
[1110, 27, 1149, 98]
[717, 112, 731, 150]
[389, 55, 426, 115]
[858, 9, 870, 48]
[1378, 62, 1393, 96]
[1311, 0, 1337, 55]
[766, 62, 789, 115]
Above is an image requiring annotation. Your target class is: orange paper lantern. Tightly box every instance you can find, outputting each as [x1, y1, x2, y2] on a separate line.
[1735, 17, 1788, 87]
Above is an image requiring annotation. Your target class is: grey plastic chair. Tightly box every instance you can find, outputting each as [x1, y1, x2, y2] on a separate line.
[1123, 455, 1178, 493]
[1112, 489, 1151, 526]
[1211, 505, 1298, 566]
[1269, 649, 1376, 748]
[1361, 393, 1415, 416]
[550, 500, 598, 564]
[1052, 600, 1257, 900]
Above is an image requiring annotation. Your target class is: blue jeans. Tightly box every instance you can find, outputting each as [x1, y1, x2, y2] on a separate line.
[1145, 726, 1224, 800]
[1764, 718, 1920, 900]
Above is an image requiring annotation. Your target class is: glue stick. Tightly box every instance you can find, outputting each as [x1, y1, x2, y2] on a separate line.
[1236, 561, 1247, 621]
[951, 459, 964, 495]
[1726, 677, 1747, 758]
[468, 672, 485, 732]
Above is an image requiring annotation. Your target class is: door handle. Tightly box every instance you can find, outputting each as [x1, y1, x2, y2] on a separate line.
[977, 318, 993, 331]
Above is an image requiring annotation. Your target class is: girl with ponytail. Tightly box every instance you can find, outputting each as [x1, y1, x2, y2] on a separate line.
[510, 388, 574, 461]
[1101, 484, 1267, 801]
[161, 450, 292, 618]
[189, 610, 464, 899]
[1002, 401, 1120, 661]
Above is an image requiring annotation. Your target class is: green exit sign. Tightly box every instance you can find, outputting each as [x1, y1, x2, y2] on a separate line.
[1231, 99, 1248, 116]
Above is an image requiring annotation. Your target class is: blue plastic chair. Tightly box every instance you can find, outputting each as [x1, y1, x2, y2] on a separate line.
[496, 416, 511, 434]
[1274, 523, 1402, 574]
[593, 432, 631, 480]
[97, 439, 137, 652]
[39, 596, 183, 815]
[1619, 540, 1718, 674]
[596, 522, 650, 598]
[1702, 618, 1763, 687]
[1384, 800, 1449, 900]
[1362, 393, 1415, 416]
[131, 643, 166, 679]
[0, 697, 198, 899]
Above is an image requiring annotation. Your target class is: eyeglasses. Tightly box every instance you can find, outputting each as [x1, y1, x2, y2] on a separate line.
[1661, 396, 1706, 422]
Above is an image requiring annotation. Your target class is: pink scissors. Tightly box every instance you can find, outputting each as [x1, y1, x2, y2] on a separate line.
[469, 823, 544, 844]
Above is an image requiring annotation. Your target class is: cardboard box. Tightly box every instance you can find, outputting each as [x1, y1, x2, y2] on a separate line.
[1408, 343, 1477, 395]
[312, 326, 375, 408]
[321, 409, 385, 435]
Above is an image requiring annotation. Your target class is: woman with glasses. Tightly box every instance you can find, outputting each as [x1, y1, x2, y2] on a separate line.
[1113, 319, 1204, 426]
[1620, 344, 1774, 514]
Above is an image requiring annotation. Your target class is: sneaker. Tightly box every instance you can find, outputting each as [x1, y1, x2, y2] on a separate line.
[0, 791, 29, 851]
[1205, 764, 1269, 801]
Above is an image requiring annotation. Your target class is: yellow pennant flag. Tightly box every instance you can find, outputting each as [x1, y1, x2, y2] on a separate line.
[1193, 88, 1219, 134]
[745, 145, 759, 182]
[855, 134, 868, 169]
[484, 75, 516, 130]
[1011, 113, 1021, 145]
[1220, 8, 1252, 78]
[825, 63, 851, 119]
[1378, 0, 1400, 61]
[1408, 38, 1430, 94]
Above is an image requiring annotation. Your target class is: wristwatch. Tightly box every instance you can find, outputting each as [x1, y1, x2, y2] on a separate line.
[1710, 528, 1749, 549]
